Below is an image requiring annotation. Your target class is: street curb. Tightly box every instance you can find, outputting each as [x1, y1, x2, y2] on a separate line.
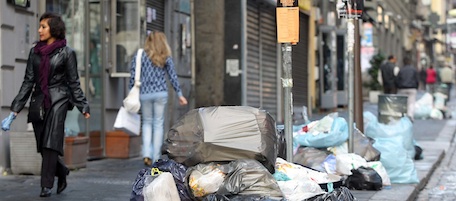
[359, 146, 445, 201]
[409, 143, 446, 201]
[415, 119, 456, 200]
[352, 119, 454, 201]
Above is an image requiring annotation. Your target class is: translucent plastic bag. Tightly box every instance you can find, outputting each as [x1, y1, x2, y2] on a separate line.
[143, 170, 180, 201]
[294, 117, 348, 148]
[335, 153, 367, 176]
[188, 164, 226, 197]
[363, 112, 419, 184]
[152, 159, 192, 201]
[414, 92, 433, 119]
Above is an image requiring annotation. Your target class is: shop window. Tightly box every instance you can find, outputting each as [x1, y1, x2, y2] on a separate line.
[113, 0, 141, 77]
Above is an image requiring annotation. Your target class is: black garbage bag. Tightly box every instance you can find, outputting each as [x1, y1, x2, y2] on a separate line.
[203, 194, 285, 201]
[414, 145, 423, 160]
[345, 166, 382, 191]
[304, 187, 356, 201]
[276, 125, 286, 159]
[185, 159, 283, 200]
[152, 159, 193, 201]
[130, 168, 151, 201]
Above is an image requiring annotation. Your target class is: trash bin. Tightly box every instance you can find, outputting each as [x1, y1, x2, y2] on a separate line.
[377, 94, 408, 124]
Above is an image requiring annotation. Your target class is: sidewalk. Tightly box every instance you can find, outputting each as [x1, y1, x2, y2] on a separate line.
[351, 126, 450, 201]
[348, 90, 455, 201]
[0, 91, 454, 201]
[303, 90, 455, 201]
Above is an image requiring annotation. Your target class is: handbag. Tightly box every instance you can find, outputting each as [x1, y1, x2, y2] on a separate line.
[123, 49, 144, 113]
[28, 93, 45, 122]
[113, 106, 141, 136]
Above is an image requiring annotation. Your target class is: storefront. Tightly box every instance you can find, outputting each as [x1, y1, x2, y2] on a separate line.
[292, 11, 311, 118]
[245, 0, 279, 119]
[1, 0, 191, 160]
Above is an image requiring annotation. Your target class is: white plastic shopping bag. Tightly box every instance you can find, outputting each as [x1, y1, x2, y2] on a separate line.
[113, 107, 140, 135]
[143, 172, 180, 201]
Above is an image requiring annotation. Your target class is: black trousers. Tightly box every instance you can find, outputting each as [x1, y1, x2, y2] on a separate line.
[41, 148, 67, 188]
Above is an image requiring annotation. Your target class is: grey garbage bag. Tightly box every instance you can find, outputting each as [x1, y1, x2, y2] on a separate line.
[353, 127, 380, 162]
[186, 159, 284, 199]
[293, 147, 330, 172]
[203, 194, 285, 201]
[163, 106, 278, 173]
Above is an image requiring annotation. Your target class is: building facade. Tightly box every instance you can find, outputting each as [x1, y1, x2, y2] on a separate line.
[0, 0, 192, 162]
[194, 0, 314, 123]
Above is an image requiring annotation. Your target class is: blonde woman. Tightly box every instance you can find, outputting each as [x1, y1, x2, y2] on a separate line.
[129, 31, 187, 166]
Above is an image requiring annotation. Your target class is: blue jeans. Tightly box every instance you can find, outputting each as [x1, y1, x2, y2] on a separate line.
[140, 92, 168, 162]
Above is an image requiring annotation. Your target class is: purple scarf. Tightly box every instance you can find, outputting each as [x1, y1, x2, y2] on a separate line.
[34, 39, 67, 109]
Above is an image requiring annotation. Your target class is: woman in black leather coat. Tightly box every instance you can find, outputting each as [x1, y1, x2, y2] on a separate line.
[7, 12, 90, 197]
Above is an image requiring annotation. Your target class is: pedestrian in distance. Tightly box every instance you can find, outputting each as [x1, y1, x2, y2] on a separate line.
[129, 31, 188, 166]
[1, 12, 90, 197]
[396, 57, 419, 122]
[419, 66, 427, 91]
[426, 65, 437, 94]
[439, 64, 454, 101]
[379, 55, 398, 94]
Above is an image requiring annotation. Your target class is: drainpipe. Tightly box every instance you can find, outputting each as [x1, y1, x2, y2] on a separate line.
[241, 0, 247, 106]
[190, 0, 195, 109]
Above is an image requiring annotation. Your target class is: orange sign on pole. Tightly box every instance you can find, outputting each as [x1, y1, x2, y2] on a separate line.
[276, 7, 299, 43]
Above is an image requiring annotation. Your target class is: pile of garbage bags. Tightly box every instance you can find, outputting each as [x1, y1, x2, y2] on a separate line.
[414, 92, 449, 119]
[130, 106, 361, 201]
[291, 111, 419, 187]
[129, 106, 420, 201]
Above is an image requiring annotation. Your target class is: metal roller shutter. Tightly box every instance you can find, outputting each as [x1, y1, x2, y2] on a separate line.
[146, 0, 165, 32]
[292, 13, 310, 108]
[246, 1, 278, 118]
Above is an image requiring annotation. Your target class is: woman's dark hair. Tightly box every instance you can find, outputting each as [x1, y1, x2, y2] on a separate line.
[39, 12, 66, 39]
[403, 57, 412, 65]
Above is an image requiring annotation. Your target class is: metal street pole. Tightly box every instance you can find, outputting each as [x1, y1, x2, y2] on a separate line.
[340, 0, 363, 153]
[282, 43, 293, 162]
[354, 19, 364, 134]
[276, 1, 298, 162]
[347, 19, 355, 153]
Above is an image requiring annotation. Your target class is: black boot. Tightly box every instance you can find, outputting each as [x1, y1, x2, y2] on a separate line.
[40, 187, 52, 197]
[57, 169, 69, 194]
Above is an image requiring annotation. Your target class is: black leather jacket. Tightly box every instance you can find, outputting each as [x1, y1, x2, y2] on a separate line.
[11, 46, 89, 155]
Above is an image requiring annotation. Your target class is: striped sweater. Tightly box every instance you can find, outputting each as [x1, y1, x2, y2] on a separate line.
[128, 51, 183, 97]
